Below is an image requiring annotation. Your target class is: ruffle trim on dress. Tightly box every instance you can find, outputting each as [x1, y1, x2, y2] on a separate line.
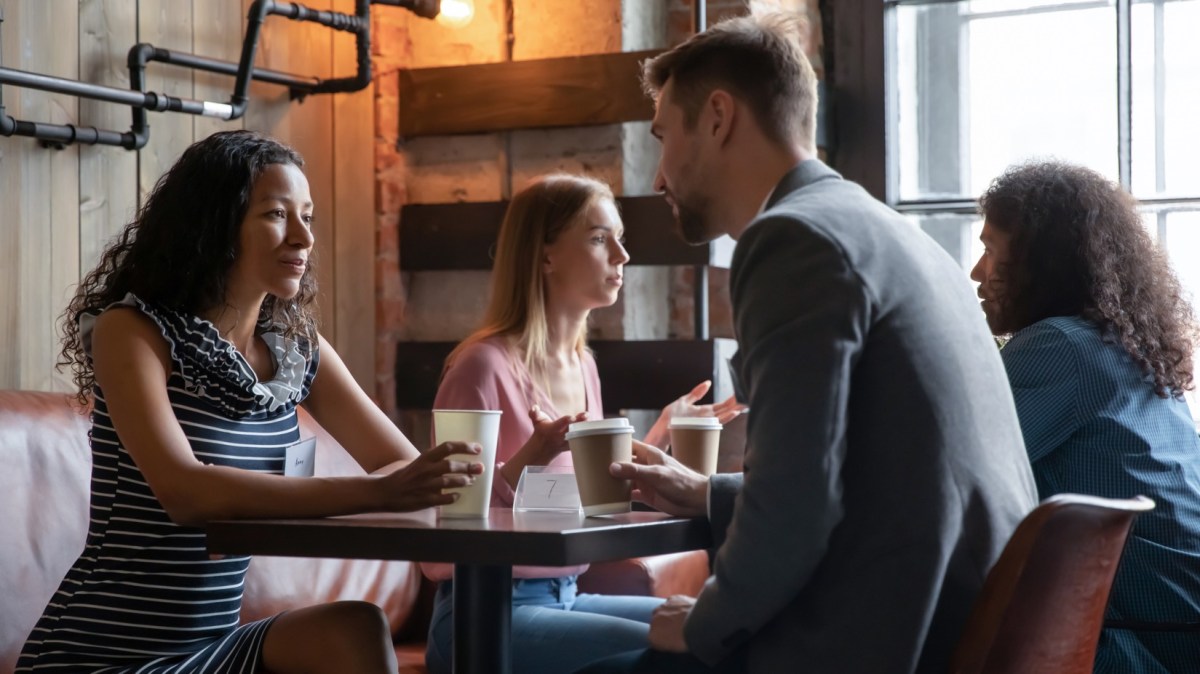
[79, 292, 316, 417]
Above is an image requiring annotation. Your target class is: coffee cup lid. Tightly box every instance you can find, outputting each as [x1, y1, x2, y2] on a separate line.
[668, 416, 723, 430]
[565, 417, 633, 440]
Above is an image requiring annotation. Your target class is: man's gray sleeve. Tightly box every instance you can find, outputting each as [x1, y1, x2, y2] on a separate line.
[684, 217, 870, 664]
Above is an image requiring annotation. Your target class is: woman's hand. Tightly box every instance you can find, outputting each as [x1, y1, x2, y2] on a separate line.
[643, 380, 748, 449]
[375, 441, 484, 512]
[526, 404, 586, 463]
[499, 405, 586, 488]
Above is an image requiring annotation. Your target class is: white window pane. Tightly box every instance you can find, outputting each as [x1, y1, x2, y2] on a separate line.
[966, 0, 1106, 12]
[1165, 211, 1200, 315]
[1164, 211, 1200, 429]
[906, 213, 984, 270]
[1132, 0, 1200, 198]
[966, 7, 1119, 195]
[893, 2, 1119, 202]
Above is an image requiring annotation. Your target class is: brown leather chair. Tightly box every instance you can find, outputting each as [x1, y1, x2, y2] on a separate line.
[950, 493, 1155, 674]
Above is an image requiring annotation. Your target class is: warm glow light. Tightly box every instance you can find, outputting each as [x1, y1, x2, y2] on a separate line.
[437, 0, 474, 27]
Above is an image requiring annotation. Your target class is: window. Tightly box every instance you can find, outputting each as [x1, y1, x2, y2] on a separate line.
[886, 0, 1200, 419]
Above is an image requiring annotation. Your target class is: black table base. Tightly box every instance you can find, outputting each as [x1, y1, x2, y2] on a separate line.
[453, 563, 514, 674]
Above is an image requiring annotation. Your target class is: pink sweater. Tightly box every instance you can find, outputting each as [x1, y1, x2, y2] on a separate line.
[420, 336, 602, 581]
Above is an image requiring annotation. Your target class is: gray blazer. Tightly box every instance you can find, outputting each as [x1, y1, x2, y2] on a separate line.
[685, 161, 1038, 672]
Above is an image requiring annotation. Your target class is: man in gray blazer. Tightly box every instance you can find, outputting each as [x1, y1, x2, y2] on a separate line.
[580, 13, 1038, 674]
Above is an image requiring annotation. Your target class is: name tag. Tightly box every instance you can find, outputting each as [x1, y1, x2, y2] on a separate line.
[514, 467, 582, 511]
[284, 437, 317, 477]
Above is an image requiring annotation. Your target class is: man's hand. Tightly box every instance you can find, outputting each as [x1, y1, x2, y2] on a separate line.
[649, 595, 695, 652]
[609, 441, 708, 516]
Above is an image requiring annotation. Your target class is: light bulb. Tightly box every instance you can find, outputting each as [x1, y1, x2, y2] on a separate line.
[437, 0, 474, 28]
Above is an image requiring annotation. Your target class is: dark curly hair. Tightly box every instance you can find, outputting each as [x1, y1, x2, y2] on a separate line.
[60, 130, 318, 404]
[980, 160, 1197, 398]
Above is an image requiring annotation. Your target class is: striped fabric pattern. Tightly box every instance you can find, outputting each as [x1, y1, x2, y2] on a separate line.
[17, 296, 318, 673]
[1002, 315, 1200, 674]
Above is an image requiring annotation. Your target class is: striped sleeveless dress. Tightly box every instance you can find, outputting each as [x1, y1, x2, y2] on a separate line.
[17, 294, 319, 673]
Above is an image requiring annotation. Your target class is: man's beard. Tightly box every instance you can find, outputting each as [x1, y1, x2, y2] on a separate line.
[674, 197, 717, 245]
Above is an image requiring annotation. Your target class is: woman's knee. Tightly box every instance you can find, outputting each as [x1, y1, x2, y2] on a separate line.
[328, 601, 390, 635]
[264, 601, 395, 673]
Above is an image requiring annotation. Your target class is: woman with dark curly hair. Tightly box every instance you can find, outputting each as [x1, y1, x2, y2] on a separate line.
[972, 160, 1200, 673]
[17, 130, 482, 674]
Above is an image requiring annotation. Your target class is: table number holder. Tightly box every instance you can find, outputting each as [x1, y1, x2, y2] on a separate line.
[513, 465, 582, 513]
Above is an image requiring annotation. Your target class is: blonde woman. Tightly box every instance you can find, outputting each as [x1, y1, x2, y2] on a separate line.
[422, 174, 742, 674]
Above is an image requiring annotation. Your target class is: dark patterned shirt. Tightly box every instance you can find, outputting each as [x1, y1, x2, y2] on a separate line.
[1003, 315, 1200, 673]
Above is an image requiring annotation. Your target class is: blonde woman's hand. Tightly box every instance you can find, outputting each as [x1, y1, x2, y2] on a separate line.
[643, 380, 748, 449]
[377, 441, 484, 512]
[526, 404, 586, 464]
[498, 406, 587, 489]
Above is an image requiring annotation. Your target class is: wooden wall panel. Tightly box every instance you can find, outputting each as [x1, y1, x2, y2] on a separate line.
[78, 0, 139, 276]
[42, 2, 81, 393]
[0, 1, 80, 392]
[0, 0, 30, 386]
[398, 50, 660, 137]
[331, 0, 376, 389]
[0, 0, 26, 387]
[1, 0, 377, 392]
[138, 0, 195, 201]
[192, 0, 246, 139]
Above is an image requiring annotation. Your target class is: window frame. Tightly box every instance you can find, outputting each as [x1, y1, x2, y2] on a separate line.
[827, 0, 1200, 220]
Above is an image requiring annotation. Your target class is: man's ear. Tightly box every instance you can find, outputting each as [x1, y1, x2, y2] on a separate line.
[707, 90, 736, 146]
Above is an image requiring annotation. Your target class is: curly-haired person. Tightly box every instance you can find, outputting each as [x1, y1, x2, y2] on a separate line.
[972, 160, 1200, 673]
[17, 130, 482, 674]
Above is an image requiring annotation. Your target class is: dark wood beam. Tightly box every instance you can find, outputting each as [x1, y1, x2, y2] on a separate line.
[398, 50, 661, 138]
[399, 196, 734, 270]
[824, 0, 887, 202]
[395, 338, 738, 413]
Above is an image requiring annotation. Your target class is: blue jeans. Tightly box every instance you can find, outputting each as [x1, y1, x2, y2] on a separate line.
[425, 576, 665, 674]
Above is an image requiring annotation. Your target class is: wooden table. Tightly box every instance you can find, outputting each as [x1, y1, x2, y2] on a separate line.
[207, 509, 712, 674]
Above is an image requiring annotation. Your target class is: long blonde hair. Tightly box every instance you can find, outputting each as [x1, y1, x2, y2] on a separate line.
[446, 173, 616, 392]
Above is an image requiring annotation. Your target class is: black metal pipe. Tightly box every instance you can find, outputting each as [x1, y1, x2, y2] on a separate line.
[1, 0, 422, 149]
[230, 0, 371, 111]
[152, 48, 320, 91]
[0, 10, 140, 148]
[0, 117, 134, 147]
[373, 0, 440, 21]
[231, 0, 276, 118]
[310, 0, 372, 95]
[692, 0, 709, 341]
[126, 44, 152, 149]
[0, 66, 151, 109]
[275, 1, 367, 32]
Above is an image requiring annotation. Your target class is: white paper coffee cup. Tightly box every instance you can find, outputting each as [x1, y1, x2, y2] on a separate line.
[432, 409, 502, 518]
